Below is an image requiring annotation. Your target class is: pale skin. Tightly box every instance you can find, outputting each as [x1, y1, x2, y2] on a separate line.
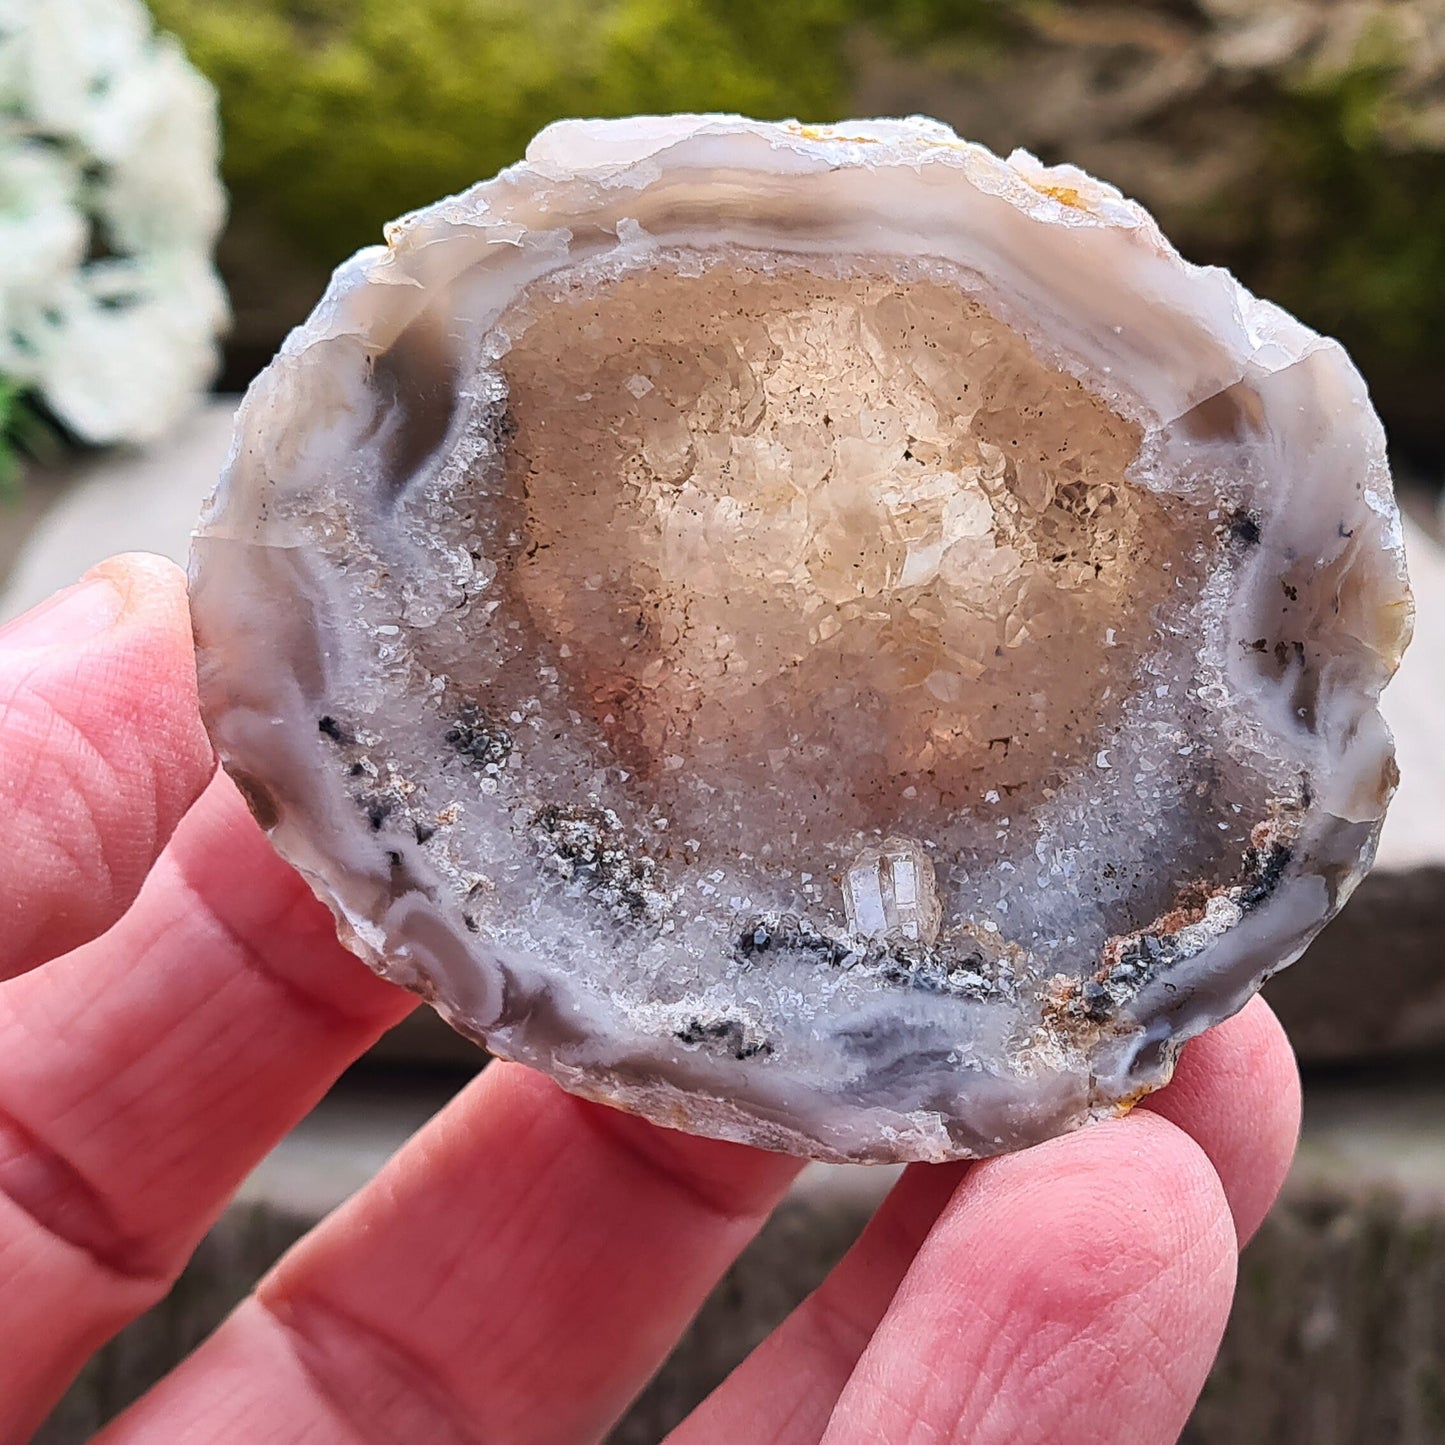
[0, 554, 1301, 1445]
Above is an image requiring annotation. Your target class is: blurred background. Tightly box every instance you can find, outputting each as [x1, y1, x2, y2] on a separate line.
[167, 0, 1445, 468]
[4, 2, 1445, 1442]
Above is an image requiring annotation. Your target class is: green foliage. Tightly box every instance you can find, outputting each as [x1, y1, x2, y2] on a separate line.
[146, 0, 853, 267]
[0, 382, 25, 495]
[0, 381, 58, 496]
[145, 0, 1445, 451]
[866, 0, 1038, 51]
[1237, 46, 1445, 439]
[1277, 81, 1443, 355]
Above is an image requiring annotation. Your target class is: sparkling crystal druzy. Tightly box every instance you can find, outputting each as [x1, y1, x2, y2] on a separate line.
[191, 116, 1411, 1162]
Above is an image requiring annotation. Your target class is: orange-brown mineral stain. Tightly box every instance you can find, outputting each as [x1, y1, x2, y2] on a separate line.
[1028, 179, 1094, 213]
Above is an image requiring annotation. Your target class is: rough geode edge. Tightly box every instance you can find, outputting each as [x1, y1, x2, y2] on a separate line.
[190, 115, 1412, 1162]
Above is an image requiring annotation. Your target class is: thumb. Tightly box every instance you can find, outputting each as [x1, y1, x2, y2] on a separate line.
[0, 554, 215, 979]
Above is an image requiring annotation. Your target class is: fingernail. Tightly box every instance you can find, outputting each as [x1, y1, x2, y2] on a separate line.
[0, 575, 125, 653]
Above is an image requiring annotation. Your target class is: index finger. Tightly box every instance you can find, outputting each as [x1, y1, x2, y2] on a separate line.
[0, 558, 418, 1441]
[0, 554, 215, 979]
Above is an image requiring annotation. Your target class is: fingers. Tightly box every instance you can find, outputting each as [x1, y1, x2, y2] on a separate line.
[99, 1064, 802, 1445]
[826, 1112, 1234, 1445]
[0, 546, 1291, 1445]
[0, 555, 215, 981]
[678, 1001, 1296, 1443]
[99, 997, 1286, 1445]
[669, 1162, 969, 1445]
[1140, 995, 1300, 1245]
[0, 775, 415, 1444]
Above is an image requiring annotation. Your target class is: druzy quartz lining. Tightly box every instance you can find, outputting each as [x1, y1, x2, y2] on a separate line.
[190, 115, 1411, 1162]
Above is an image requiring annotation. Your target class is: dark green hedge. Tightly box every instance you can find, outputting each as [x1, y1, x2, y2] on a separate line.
[145, 0, 854, 265]
[147, 0, 1445, 454]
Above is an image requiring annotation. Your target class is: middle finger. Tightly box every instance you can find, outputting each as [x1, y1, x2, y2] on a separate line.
[0, 775, 414, 1441]
[100, 1063, 801, 1445]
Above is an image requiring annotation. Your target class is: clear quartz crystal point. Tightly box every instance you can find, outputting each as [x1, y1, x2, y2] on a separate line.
[190, 115, 1412, 1162]
[844, 841, 941, 947]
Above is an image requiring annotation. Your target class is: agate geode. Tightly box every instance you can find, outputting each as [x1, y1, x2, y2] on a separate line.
[190, 115, 1412, 1162]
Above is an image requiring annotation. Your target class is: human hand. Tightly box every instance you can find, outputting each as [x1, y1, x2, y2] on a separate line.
[0, 555, 1300, 1445]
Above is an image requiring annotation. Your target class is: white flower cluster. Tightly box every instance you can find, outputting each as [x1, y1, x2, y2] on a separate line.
[0, 0, 227, 445]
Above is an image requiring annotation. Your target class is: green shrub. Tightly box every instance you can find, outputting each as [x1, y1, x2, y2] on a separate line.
[147, 0, 1445, 453]
[1252, 64, 1445, 441]
[146, 0, 855, 266]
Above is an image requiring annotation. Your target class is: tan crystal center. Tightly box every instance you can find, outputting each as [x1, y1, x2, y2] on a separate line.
[496, 255, 1186, 846]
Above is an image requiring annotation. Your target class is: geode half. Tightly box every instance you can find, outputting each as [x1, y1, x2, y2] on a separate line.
[190, 115, 1411, 1162]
